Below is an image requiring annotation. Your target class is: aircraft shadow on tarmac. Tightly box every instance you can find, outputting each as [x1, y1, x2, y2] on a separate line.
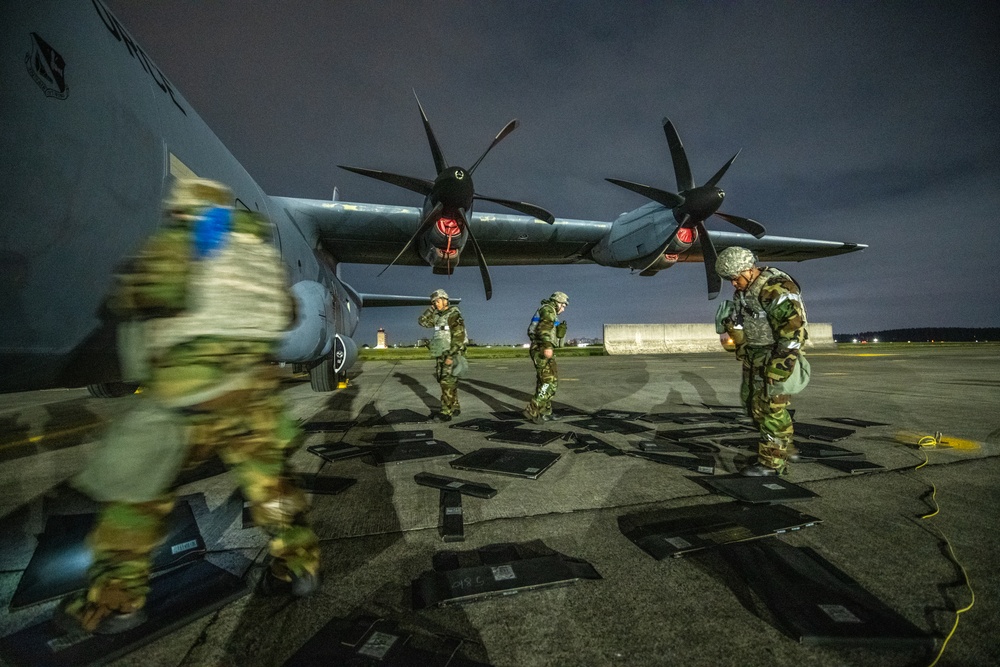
[678, 370, 723, 408]
[392, 372, 439, 413]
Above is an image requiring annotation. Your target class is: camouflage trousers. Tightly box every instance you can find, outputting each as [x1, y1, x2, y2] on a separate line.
[65, 340, 320, 631]
[525, 346, 558, 417]
[741, 346, 794, 473]
[434, 357, 461, 415]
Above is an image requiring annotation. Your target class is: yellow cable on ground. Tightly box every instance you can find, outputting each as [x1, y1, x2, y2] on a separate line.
[909, 433, 976, 667]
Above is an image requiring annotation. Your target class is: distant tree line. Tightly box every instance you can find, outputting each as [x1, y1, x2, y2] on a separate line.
[835, 328, 1000, 342]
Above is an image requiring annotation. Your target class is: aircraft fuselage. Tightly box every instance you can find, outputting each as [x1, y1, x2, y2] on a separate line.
[0, 0, 358, 393]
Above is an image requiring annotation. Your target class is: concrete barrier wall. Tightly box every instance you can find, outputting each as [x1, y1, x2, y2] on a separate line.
[603, 323, 835, 355]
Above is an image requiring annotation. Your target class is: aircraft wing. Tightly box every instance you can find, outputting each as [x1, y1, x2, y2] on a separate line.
[681, 230, 866, 263]
[274, 197, 864, 267]
[273, 197, 607, 266]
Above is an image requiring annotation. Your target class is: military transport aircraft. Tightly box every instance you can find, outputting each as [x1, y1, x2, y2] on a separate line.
[0, 0, 865, 397]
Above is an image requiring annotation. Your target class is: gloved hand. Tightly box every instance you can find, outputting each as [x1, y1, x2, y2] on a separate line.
[555, 321, 568, 339]
[715, 300, 735, 334]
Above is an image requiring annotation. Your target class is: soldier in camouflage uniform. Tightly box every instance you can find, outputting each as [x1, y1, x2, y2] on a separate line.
[417, 289, 468, 422]
[715, 247, 810, 476]
[523, 292, 569, 424]
[54, 179, 321, 635]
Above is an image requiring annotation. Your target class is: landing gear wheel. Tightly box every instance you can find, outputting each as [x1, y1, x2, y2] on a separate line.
[309, 358, 337, 392]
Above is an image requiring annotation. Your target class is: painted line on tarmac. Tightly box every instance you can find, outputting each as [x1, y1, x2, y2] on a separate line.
[810, 352, 897, 357]
[0, 420, 106, 452]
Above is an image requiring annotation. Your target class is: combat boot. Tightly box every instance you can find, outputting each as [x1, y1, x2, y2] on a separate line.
[740, 462, 778, 477]
[521, 409, 545, 425]
[259, 569, 321, 598]
[52, 594, 148, 635]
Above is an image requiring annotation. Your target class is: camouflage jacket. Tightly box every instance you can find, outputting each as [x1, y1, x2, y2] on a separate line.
[109, 209, 293, 352]
[527, 299, 563, 350]
[735, 267, 808, 382]
[418, 305, 467, 358]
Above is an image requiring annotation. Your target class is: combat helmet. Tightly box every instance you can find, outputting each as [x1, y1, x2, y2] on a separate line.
[715, 247, 757, 279]
[549, 291, 569, 305]
[166, 178, 232, 213]
[430, 289, 450, 302]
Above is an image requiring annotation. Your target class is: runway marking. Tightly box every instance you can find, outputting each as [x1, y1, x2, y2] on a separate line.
[0, 420, 105, 452]
[810, 352, 897, 357]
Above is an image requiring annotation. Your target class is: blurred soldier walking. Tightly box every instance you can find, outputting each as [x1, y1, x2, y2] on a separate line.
[523, 291, 569, 424]
[54, 179, 320, 635]
[418, 289, 468, 422]
[715, 247, 810, 476]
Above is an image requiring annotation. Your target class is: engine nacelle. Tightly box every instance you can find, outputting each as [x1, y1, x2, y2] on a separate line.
[418, 215, 467, 272]
[276, 280, 335, 363]
[641, 253, 680, 273]
[591, 204, 695, 269]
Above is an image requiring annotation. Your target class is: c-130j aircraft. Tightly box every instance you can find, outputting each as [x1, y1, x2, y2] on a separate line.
[0, 0, 864, 396]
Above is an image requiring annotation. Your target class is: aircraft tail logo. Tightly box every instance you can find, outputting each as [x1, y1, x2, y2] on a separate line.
[26, 33, 68, 100]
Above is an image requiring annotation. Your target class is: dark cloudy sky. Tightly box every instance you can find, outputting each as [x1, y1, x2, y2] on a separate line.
[106, 1, 999, 346]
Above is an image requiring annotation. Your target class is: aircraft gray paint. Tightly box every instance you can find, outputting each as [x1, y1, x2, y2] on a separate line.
[0, 0, 865, 395]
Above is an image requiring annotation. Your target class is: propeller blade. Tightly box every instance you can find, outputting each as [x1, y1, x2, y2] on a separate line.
[704, 150, 741, 188]
[456, 208, 493, 300]
[695, 220, 722, 300]
[377, 202, 444, 277]
[413, 90, 448, 174]
[469, 119, 519, 175]
[715, 211, 766, 238]
[605, 178, 685, 209]
[663, 118, 695, 192]
[338, 166, 434, 197]
[474, 194, 555, 223]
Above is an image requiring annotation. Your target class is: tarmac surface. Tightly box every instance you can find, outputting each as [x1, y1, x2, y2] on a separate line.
[1, 345, 998, 667]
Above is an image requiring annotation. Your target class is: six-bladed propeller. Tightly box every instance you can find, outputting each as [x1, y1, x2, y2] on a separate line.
[339, 91, 554, 300]
[606, 118, 767, 300]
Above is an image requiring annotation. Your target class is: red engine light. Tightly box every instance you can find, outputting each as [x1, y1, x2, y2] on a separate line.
[436, 217, 461, 237]
[676, 227, 695, 244]
[437, 247, 458, 257]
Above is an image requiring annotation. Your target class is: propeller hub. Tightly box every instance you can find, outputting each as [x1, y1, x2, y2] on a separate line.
[432, 167, 475, 211]
[680, 186, 725, 220]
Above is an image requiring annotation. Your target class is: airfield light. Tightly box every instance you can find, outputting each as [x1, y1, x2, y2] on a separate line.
[852, 338, 858, 343]
[873, 338, 879, 343]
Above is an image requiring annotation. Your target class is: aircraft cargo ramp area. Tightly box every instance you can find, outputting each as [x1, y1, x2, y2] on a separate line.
[604, 322, 835, 354]
[0, 345, 997, 667]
